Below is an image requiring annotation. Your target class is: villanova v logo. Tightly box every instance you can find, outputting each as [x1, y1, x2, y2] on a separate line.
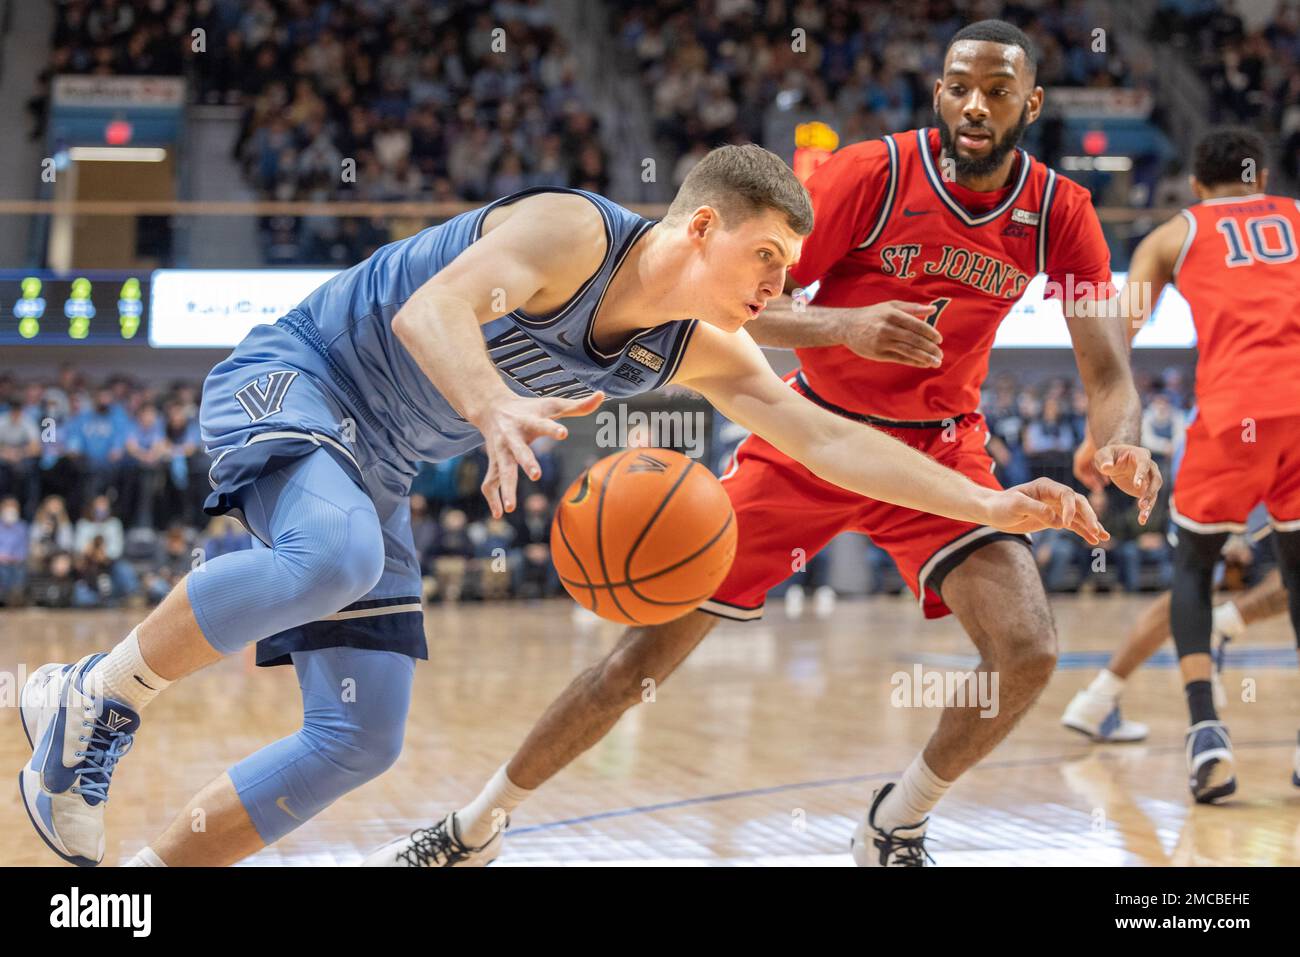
[235, 370, 298, 423]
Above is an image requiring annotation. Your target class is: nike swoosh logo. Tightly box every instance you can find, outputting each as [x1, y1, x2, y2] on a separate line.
[36, 672, 76, 793]
[902, 208, 931, 217]
[557, 331, 573, 347]
[133, 675, 157, 691]
[276, 796, 302, 820]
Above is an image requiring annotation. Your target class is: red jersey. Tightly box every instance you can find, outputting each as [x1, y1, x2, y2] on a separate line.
[788, 127, 1114, 421]
[1173, 193, 1300, 436]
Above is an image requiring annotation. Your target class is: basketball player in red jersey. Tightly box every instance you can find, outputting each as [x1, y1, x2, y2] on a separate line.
[364, 19, 1161, 867]
[1082, 127, 1300, 803]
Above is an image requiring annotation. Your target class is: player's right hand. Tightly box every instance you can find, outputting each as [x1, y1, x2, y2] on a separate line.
[837, 301, 943, 367]
[983, 477, 1109, 545]
[472, 391, 604, 518]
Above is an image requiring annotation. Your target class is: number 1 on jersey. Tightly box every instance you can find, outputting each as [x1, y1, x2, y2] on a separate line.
[927, 298, 951, 328]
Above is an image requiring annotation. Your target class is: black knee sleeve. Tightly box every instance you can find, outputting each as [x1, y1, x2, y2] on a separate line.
[1170, 529, 1229, 659]
[1272, 530, 1300, 643]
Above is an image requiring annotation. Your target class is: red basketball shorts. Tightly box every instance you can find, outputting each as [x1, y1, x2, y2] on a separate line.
[1170, 412, 1300, 535]
[699, 378, 1030, 622]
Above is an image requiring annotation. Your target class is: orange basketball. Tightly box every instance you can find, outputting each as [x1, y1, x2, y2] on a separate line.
[550, 449, 737, 625]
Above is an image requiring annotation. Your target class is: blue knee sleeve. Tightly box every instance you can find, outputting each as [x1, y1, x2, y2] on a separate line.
[229, 646, 414, 846]
[188, 448, 385, 655]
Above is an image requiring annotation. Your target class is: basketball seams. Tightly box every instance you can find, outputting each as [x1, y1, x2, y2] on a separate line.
[554, 502, 599, 614]
[595, 450, 637, 622]
[555, 510, 733, 604]
[620, 507, 735, 592]
[622, 457, 696, 590]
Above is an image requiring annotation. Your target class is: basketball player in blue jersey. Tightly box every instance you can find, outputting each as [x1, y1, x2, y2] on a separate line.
[18, 144, 1106, 867]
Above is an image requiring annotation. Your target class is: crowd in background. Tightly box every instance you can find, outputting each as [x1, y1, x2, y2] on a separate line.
[981, 367, 1190, 596]
[1, 363, 1202, 612]
[31, 0, 1297, 267]
[1154, 0, 1300, 183]
[32, 0, 610, 264]
[10, 2, 1272, 609]
[611, 0, 1146, 189]
[0, 365, 564, 609]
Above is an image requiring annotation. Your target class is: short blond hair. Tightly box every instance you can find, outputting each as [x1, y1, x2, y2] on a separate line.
[666, 144, 813, 235]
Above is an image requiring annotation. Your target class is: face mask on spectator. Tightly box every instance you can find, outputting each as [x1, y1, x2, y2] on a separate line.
[1, 507, 17, 523]
[93, 505, 109, 520]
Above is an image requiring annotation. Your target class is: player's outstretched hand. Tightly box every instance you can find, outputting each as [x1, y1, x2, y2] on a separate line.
[1092, 444, 1162, 525]
[473, 391, 604, 518]
[985, 477, 1110, 545]
[838, 300, 943, 368]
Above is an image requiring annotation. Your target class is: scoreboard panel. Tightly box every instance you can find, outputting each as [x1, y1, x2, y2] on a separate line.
[0, 271, 150, 345]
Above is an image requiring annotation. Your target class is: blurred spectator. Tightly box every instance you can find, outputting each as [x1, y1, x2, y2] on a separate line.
[0, 497, 29, 605]
[64, 387, 127, 508]
[1099, 483, 1173, 592]
[1141, 391, 1187, 474]
[121, 403, 167, 529]
[0, 401, 41, 519]
[73, 494, 137, 603]
[478, 516, 517, 600]
[27, 495, 75, 571]
[157, 401, 206, 527]
[428, 507, 475, 602]
[74, 494, 124, 560]
[1035, 526, 1091, 592]
[200, 515, 253, 561]
[983, 374, 1029, 487]
[141, 524, 196, 604]
[28, 551, 77, 609]
[1022, 394, 1077, 487]
[511, 492, 558, 598]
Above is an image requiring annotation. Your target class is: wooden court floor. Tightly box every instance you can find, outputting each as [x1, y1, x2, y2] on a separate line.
[2, 594, 1297, 867]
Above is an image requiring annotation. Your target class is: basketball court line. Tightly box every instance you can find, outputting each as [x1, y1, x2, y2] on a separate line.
[905, 648, 1300, 670]
[509, 736, 1297, 837]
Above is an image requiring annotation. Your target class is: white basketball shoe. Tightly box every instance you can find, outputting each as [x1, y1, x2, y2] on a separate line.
[361, 812, 506, 866]
[18, 653, 140, 866]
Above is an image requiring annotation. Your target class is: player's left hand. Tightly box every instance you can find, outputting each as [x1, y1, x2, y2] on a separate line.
[1092, 444, 1162, 525]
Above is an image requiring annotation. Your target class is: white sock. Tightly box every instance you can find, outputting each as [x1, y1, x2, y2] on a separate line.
[1213, 601, 1246, 640]
[123, 847, 167, 867]
[456, 764, 534, 847]
[1088, 669, 1126, 699]
[876, 755, 951, 832]
[90, 627, 172, 712]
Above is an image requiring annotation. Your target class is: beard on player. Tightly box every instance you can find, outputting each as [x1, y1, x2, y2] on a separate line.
[935, 102, 1031, 180]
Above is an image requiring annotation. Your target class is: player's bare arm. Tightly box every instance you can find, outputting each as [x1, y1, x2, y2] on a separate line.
[1071, 215, 1187, 497]
[744, 277, 943, 367]
[391, 194, 607, 517]
[1065, 292, 1161, 522]
[673, 321, 1106, 543]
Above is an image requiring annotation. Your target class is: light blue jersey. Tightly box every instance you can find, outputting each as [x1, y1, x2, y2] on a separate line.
[197, 187, 697, 666]
[272, 185, 696, 466]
